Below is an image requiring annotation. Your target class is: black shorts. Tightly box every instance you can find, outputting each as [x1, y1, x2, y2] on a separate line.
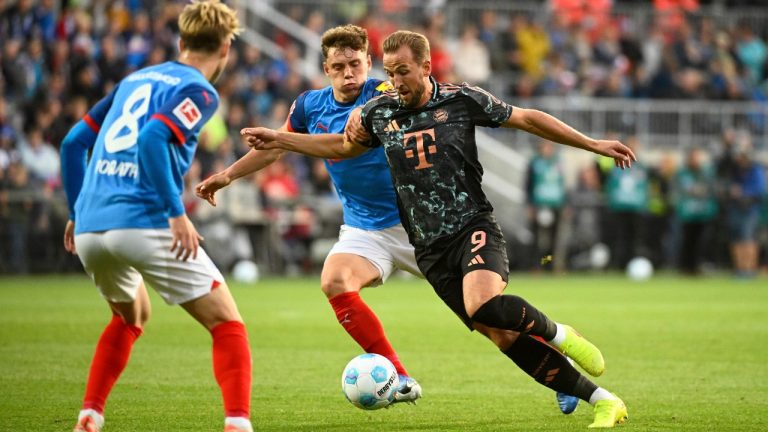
[415, 212, 509, 329]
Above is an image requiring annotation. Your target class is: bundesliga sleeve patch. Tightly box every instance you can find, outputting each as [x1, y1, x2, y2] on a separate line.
[172, 97, 202, 130]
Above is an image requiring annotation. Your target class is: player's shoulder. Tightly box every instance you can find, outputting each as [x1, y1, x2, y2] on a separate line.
[437, 80, 488, 98]
[364, 78, 393, 93]
[443, 80, 505, 106]
[122, 62, 216, 97]
[361, 90, 398, 117]
[295, 86, 332, 110]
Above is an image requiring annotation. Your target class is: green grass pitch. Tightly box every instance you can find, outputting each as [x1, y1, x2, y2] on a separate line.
[1, 274, 767, 431]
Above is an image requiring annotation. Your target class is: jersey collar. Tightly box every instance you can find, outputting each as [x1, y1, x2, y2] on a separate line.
[429, 75, 438, 102]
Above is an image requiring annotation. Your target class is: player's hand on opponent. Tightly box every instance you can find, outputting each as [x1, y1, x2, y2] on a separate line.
[63, 220, 77, 255]
[594, 140, 637, 169]
[241, 127, 280, 150]
[195, 173, 231, 207]
[168, 214, 203, 261]
[344, 107, 370, 145]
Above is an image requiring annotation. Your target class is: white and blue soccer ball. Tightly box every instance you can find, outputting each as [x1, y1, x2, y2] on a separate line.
[341, 353, 399, 410]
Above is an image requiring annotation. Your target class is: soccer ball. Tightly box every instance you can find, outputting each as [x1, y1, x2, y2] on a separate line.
[232, 259, 259, 283]
[341, 353, 399, 410]
[626, 256, 653, 281]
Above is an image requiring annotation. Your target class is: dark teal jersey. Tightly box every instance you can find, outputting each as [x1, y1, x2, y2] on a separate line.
[359, 77, 513, 246]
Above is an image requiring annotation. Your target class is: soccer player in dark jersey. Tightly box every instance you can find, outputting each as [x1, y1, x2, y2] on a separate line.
[247, 30, 634, 428]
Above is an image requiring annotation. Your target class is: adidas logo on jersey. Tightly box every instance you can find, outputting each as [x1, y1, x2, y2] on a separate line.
[467, 255, 485, 266]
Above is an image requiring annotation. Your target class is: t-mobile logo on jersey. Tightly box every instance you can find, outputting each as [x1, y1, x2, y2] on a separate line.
[402, 128, 437, 170]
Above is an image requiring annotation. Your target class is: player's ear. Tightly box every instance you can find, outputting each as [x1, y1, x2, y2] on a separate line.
[178, 38, 186, 53]
[322, 60, 330, 76]
[422, 59, 431, 77]
[366, 54, 372, 71]
[219, 40, 231, 59]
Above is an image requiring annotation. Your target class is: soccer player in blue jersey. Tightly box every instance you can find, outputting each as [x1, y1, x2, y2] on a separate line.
[245, 30, 633, 427]
[197, 24, 579, 413]
[196, 24, 423, 404]
[60, 2, 252, 431]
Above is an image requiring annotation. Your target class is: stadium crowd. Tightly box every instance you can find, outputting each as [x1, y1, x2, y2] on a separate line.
[0, 0, 766, 276]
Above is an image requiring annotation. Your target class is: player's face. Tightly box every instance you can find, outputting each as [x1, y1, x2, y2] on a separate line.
[383, 45, 431, 109]
[324, 47, 371, 103]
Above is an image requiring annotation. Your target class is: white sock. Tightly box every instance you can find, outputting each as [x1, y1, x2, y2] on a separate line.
[225, 416, 253, 431]
[548, 323, 566, 347]
[588, 387, 617, 405]
[78, 409, 104, 427]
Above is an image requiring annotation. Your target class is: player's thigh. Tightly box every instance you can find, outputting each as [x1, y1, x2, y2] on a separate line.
[463, 270, 507, 317]
[74, 232, 143, 304]
[109, 281, 151, 327]
[456, 216, 510, 317]
[180, 282, 242, 330]
[103, 229, 225, 306]
[381, 224, 423, 278]
[323, 225, 397, 290]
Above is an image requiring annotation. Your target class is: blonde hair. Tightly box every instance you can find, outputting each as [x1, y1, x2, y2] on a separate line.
[382, 30, 430, 64]
[321, 24, 369, 60]
[179, 0, 240, 54]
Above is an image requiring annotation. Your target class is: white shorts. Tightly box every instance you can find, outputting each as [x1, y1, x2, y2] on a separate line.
[74, 229, 225, 305]
[327, 224, 423, 286]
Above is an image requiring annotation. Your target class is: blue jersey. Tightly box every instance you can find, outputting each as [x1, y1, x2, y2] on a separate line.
[67, 61, 218, 234]
[287, 78, 400, 230]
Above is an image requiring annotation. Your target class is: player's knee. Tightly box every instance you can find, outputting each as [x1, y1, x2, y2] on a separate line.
[116, 310, 150, 328]
[321, 274, 360, 298]
[487, 328, 519, 350]
[138, 308, 151, 327]
[471, 295, 520, 330]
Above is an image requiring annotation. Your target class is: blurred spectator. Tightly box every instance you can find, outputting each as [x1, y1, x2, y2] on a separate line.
[2, 162, 33, 273]
[674, 147, 718, 275]
[96, 35, 128, 92]
[603, 136, 650, 269]
[734, 21, 767, 86]
[124, 11, 152, 70]
[646, 153, 676, 268]
[525, 140, 566, 269]
[422, 13, 454, 83]
[451, 23, 491, 86]
[1, 0, 37, 40]
[725, 139, 766, 278]
[516, 17, 551, 79]
[18, 124, 59, 185]
[2, 38, 32, 101]
[551, 0, 613, 42]
[566, 164, 606, 270]
[257, 159, 315, 274]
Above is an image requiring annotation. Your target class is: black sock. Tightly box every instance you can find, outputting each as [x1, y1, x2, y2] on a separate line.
[502, 334, 597, 401]
[472, 294, 557, 340]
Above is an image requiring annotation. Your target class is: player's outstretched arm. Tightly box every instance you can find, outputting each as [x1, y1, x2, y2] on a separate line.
[503, 107, 637, 169]
[242, 125, 369, 159]
[195, 146, 284, 207]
